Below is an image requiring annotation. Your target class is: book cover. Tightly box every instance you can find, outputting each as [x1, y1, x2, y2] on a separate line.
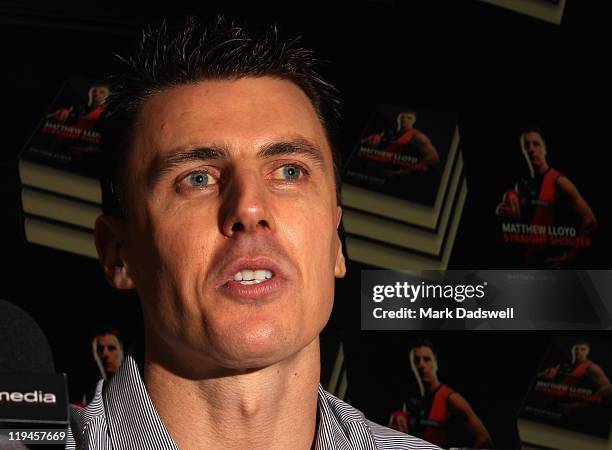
[19, 77, 110, 180]
[493, 127, 599, 268]
[457, 111, 609, 269]
[344, 106, 457, 205]
[518, 336, 612, 441]
[342, 106, 459, 229]
[344, 334, 503, 449]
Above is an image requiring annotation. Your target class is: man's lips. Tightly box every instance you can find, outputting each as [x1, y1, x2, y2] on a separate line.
[216, 256, 287, 300]
[222, 277, 283, 300]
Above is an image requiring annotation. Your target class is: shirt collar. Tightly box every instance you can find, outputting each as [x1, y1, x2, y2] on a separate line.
[316, 385, 377, 450]
[104, 355, 177, 449]
[103, 355, 377, 450]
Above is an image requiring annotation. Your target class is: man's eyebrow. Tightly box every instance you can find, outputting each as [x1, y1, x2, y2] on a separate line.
[148, 139, 326, 186]
[257, 138, 327, 168]
[149, 146, 228, 185]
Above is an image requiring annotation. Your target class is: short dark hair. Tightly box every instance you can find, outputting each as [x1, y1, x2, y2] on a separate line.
[410, 339, 436, 356]
[92, 325, 123, 346]
[100, 16, 342, 217]
[520, 126, 547, 146]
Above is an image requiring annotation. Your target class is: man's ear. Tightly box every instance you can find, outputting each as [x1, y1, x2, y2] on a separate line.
[334, 206, 346, 278]
[94, 214, 135, 290]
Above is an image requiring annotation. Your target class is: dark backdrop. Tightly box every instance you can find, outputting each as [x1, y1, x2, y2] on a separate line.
[1, 1, 608, 448]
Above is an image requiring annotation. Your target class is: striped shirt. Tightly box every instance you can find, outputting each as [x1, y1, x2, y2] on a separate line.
[66, 355, 440, 449]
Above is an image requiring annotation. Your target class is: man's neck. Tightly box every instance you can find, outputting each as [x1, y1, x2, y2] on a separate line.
[534, 161, 550, 176]
[144, 338, 321, 450]
[425, 379, 441, 394]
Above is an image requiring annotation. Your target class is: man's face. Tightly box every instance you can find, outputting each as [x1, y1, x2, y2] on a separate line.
[572, 344, 590, 362]
[95, 334, 122, 375]
[411, 346, 437, 384]
[400, 113, 416, 130]
[90, 85, 110, 106]
[521, 131, 547, 167]
[118, 77, 345, 371]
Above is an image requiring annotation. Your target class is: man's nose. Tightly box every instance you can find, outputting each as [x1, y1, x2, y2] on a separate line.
[220, 170, 275, 237]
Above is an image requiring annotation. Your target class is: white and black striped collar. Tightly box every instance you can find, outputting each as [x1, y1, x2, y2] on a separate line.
[68, 354, 440, 449]
[104, 355, 176, 449]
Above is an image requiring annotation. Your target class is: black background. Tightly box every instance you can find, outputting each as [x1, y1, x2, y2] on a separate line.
[1, 1, 609, 449]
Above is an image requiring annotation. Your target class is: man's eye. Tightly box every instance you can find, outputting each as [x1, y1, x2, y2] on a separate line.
[275, 164, 304, 181]
[187, 171, 216, 187]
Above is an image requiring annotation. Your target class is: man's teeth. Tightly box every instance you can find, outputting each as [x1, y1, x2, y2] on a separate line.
[233, 269, 273, 284]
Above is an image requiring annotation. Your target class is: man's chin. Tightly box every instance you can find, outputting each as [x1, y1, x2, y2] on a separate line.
[214, 343, 296, 371]
[212, 333, 318, 372]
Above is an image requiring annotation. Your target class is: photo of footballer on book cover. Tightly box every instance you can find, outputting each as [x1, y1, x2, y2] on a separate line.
[342, 332, 540, 449]
[456, 110, 609, 269]
[22, 78, 110, 178]
[520, 336, 612, 439]
[386, 338, 493, 449]
[344, 105, 457, 207]
[493, 125, 597, 269]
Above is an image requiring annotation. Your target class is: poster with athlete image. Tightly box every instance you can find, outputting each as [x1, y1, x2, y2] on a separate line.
[342, 332, 530, 449]
[455, 110, 609, 269]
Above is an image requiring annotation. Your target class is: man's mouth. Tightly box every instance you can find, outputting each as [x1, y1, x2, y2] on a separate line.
[216, 257, 287, 300]
[233, 269, 274, 285]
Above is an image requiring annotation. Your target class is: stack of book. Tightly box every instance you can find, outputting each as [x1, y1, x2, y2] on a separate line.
[18, 77, 106, 259]
[342, 105, 466, 270]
